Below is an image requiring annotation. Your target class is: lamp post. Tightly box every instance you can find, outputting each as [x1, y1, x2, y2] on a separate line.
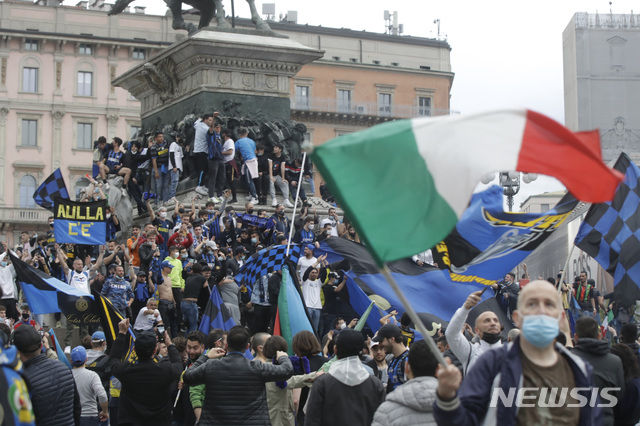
[481, 171, 538, 211]
[499, 171, 520, 211]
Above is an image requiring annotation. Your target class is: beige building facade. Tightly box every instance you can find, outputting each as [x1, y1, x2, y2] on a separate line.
[0, 0, 453, 244]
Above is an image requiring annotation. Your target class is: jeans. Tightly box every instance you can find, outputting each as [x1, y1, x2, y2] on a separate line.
[244, 169, 257, 198]
[304, 175, 315, 195]
[193, 152, 208, 186]
[181, 300, 199, 334]
[269, 176, 290, 201]
[290, 180, 307, 202]
[153, 171, 171, 203]
[79, 417, 100, 426]
[207, 159, 225, 197]
[168, 169, 180, 199]
[158, 300, 177, 338]
[307, 308, 322, 334]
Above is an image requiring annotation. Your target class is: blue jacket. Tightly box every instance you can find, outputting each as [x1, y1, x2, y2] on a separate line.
[433, 337, 602, 426]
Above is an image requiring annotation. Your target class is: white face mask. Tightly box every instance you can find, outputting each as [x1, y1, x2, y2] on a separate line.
[308, 224, 315, 230]
[160, 211, 167, 219]
[339, 322, 346, 330]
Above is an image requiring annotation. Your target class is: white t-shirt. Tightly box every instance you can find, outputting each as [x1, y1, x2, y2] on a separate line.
[68, 269, 90, 294]
[169, 141, 184, 172]
[297, 256, 317, 282]
[301, 279, 323, 309]
[222, 138, 235, 163]
[134, 308, 161, 331]
[320, 217, 339, 237]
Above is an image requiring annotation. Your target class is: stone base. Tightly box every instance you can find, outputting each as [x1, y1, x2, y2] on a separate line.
[141, 91, 290, 129]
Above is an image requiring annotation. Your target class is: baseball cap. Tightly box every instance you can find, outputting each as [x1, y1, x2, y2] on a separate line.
[136, 270, 148, 277]
[305, 244, 314, 251]
[91, 331, 106, 343]
[369, 340, 381, 349]
[13, 325, 42, 353]
[71, 346, 87, 366]
[161, 260, 174, 269]
[205, 240, 218, 250]
[372, 323, 402, 343]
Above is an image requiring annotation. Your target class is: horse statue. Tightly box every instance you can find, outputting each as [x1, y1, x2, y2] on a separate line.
[108, 0, 271, 34]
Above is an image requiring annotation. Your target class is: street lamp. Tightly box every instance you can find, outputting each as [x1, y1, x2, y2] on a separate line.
[481, 171, 538, 211]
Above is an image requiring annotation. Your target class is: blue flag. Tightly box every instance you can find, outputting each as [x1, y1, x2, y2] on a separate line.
[317, 186, 575, 327]
[48, 328, 72, 369]
[199, 287, 236, 334]
[33, 168, 69, 211]
[575, 152, 640, 303]
[9, 253, 99, 326]
[53, 199, 107, 245]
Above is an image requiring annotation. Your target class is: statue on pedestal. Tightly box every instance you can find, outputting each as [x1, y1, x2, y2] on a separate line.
[109, 0, 271, 34]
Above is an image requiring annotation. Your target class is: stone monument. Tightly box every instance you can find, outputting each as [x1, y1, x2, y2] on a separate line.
[113, 29, 324, 130]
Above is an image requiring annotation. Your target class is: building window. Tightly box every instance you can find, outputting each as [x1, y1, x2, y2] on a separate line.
[132, 48, 146, 60]
[77, 122, 93, 149]
[295, 86, 310, 109]
[77, 71, 93, 96]
[378, 93, 392, 116]
[21, 119, 37, 147]
[22, 67, 38, 93]
[19, 175, 37, 208]
[129, 125, 141, 139]
[418, 96, 432, 116]
[24, 39, 38, 51]
[541, 203, 550, 212]
[78, 44, 93, 55]
[337, 89, 352, 113]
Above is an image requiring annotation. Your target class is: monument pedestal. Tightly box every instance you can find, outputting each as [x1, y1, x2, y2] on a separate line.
[113, 30, 323, 128]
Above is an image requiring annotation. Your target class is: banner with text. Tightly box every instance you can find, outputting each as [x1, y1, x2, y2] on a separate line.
[54, 199, 107, 245]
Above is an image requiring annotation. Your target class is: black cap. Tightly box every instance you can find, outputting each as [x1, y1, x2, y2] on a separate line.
[13, 325, 42, 353]
[136, 270, 148, 277]
[336, 329, 365, 359]
[134, 331, 158, 358]
[372, 323, 402, 343]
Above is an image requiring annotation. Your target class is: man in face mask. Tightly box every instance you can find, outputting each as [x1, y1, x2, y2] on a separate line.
[444, 289, 503, 375]
[435, 280, 599, 425]
[270, 204, 290, 243]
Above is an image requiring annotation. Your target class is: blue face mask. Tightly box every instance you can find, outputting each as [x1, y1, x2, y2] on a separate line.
[521, 314, 559, 348]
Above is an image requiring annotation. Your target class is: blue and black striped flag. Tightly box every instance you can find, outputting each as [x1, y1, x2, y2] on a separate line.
[575, 152, 640, 304]
[32, 168, 69, 211]
[234, 244, 301, 289]
[9, 252, 100, 325]
[199, 286, 235, 334]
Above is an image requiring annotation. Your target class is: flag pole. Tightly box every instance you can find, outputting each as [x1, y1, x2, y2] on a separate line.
[558, 243, 577, 294]
[380, 265, 447, 367]
[285, 151, 307, 257]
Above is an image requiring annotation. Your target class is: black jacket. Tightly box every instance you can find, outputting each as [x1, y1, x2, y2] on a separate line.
[110, 333, 183, 426]
[22, 353, 80, 426]
[304, 372, 385, 426]
[183, 352, 293, 425]
[572, 338, 625, 426]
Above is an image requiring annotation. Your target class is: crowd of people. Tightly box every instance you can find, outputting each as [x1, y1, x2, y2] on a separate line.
[90, 112, 318, 215]
[0, 113, 638, 425]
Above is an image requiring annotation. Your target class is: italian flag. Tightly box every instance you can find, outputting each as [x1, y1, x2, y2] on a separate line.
[312, 110, 623, 264]
[273, 265, 315, 354]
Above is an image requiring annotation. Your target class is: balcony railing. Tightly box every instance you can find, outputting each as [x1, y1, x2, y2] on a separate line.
[291, 97, 455, 119]
[0, 207, 51, 224]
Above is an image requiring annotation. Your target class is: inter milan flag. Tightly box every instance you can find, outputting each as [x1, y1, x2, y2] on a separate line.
[54, 198, 107, 245]
[32, 168, 70, 211]
[10, 253, 99, 324]
[199, 286, 236, 334]
[92, 291, 134, 353]
[575, 152, 640, 303]
[235, 244, 302, 289]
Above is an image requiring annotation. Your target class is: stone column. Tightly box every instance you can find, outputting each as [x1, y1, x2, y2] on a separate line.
[107, 112, 119, 140]
[52, 109, 65, 170]
[0, 106, 8, 203]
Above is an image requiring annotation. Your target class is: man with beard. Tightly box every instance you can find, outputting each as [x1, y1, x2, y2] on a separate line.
[373, 324, 409, 393]
[175, 331, 206, 426]
[445, 290, 503, 375]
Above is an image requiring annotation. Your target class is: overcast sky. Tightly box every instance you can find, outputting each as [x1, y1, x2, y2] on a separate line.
[95, 0, 638, 210]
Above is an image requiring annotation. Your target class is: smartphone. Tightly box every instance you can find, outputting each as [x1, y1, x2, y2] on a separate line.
[157, 325, 165, 334]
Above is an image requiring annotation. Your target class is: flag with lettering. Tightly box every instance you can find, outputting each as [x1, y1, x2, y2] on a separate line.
[33, 168, 70, 211]
[53, 199, 107, 245]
